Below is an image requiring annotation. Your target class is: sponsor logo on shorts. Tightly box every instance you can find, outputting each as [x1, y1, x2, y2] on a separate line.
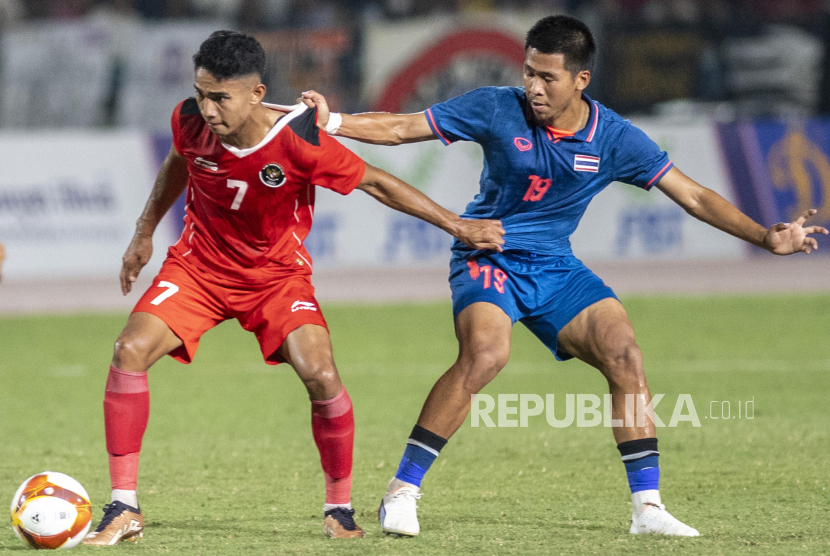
[195, 157, 219, 171]
[291, 300, 317, 312]
[260, 163, 287, 188]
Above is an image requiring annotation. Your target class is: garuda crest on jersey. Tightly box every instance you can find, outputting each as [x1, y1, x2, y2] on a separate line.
[260, 163, 287, 188]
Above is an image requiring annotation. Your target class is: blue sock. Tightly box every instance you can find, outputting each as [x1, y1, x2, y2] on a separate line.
[617, 438, 660, 493]
[394, 425, 447, 487]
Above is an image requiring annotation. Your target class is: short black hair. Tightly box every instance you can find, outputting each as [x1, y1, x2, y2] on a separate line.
[193, 30, 266, 81]
[525, 15, 596, 75]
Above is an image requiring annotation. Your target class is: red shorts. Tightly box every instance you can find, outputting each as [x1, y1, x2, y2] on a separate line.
[132, 254, 327, 365]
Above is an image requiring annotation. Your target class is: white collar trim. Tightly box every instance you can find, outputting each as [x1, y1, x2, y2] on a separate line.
[220, 102, 309, 158]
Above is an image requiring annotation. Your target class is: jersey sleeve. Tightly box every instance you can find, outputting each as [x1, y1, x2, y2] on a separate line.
[311, 132, 366, 195]
[425, 87, 498, 145]
[613, 124, 674, 191]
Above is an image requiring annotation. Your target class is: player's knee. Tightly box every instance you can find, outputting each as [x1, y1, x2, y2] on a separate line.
[459, 345, 509, 393]
[112, 335, 154, 371]
[298, 359, 339, 396]
[602, 341, 644, 387]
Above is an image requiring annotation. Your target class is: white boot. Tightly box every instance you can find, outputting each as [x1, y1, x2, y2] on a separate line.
[378, 478, 422, 536]
[629, 490, 699, 536]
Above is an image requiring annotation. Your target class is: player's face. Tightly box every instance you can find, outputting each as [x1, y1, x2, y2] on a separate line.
[193, 68, 264, 137]
[523, 49, 590, 126]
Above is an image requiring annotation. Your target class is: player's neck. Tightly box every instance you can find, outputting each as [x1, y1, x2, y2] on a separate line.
[221, 105, 282, 149]
[544, 97, 589, 133]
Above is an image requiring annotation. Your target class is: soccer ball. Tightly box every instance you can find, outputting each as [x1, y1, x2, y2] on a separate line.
[10, 472, 92, 550]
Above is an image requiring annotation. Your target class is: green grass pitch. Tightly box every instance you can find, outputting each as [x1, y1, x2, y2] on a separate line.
[1, 295, 829, 555]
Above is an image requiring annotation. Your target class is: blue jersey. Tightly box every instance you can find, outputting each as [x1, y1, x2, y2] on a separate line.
[425, 87, 673, 257]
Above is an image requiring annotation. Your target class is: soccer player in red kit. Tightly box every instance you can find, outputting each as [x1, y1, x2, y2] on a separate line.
[82, 30, 505, 545]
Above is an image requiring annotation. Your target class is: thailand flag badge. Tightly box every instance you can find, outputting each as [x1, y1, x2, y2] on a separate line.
[574, 154, 600, 173]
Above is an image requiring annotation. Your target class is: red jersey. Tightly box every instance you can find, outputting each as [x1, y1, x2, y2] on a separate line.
[169, 99, 365, 283]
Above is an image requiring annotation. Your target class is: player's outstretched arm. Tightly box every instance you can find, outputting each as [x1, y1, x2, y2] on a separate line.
[656, 166, 829, 255]
[301, 90, 435, 145]
[120, 145, 189, 295]
[358, 164, 505, 252]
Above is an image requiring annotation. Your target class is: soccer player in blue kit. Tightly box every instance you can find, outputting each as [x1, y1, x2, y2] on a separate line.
[303, 15, 828, 537]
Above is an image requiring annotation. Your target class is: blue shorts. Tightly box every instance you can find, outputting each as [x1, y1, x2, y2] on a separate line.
[449, 251, 617, 361]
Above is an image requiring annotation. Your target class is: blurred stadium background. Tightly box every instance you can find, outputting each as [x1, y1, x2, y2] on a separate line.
[0, 0, 829, 309]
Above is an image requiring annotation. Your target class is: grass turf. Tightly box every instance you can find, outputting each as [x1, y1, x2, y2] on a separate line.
[0, 295, 828, 555]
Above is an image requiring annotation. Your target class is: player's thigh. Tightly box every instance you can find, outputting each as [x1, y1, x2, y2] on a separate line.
[519, 260, 617, 362]
[557, 297, 639, 371]
[449, 255, 516, 367]
[131, 256, 228, 365]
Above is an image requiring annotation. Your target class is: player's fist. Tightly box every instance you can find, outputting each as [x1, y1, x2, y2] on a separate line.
[301, 90, 330, 129]
[763, 208, 828, 255]
[455, 218, 506, 253]
[120, 233, 153, 295]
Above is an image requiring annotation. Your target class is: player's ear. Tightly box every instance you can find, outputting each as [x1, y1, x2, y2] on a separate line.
[251, 82, 267, 104]
[575, 70, 591, 92]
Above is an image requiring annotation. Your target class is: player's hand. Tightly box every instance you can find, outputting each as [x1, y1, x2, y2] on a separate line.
[763, 209, 829, 255]
[300, 90, 330, 129]
[454, 218, 505, 252]
[120, 232, 153, 295]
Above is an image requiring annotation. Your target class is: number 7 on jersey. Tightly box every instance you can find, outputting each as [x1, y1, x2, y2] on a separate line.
[227, 179, 248, 210]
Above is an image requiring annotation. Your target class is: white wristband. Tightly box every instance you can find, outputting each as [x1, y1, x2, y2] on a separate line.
[324, 112, 342, 135]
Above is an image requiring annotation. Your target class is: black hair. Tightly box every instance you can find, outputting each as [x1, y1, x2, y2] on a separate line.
[192, 30, 266, 81]
[525, 15, 596, 75]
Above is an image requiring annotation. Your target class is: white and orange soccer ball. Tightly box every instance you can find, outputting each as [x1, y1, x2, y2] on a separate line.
[10, 472, 92, 550]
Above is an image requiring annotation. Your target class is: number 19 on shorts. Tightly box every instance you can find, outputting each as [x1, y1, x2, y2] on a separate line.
[467, 260, 507, 294]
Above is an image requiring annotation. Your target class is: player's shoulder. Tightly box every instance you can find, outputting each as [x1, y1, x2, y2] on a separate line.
[173, 97, 206, 135]
[171, 97, 211, 154]
[593, 100, 628, 131]
[591, 99, 639, 144]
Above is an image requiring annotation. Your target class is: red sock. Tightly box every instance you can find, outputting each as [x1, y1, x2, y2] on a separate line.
[311, 387, 354, 505]
[103, 365, 149, 492]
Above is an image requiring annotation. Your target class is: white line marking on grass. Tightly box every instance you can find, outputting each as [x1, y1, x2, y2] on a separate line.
[657, 359, 830, 372]
[49, 365, 87, 377]
[245, 363, 278, 374]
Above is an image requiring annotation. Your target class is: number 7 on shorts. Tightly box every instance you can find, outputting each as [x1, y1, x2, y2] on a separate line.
[150, 281, 179, 306]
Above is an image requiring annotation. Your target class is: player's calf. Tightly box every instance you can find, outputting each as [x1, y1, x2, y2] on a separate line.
[310, 387, 364, 538]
